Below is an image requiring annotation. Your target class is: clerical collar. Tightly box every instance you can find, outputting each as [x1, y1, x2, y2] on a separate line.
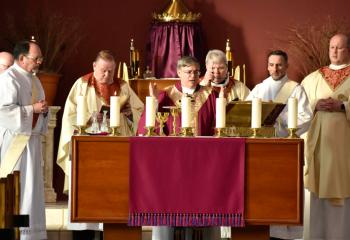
[211, 76, 230, 87]
[182, 86, 195, 95]
[13, 62, 33, 77]
[329, 63, 350, 70]
[267, 74, 288, 84]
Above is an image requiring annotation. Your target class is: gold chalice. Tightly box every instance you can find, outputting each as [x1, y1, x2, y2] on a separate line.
[156, 112, 169, 136]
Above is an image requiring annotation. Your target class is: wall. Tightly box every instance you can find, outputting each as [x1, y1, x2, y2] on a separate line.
[2, 0, 349, 199]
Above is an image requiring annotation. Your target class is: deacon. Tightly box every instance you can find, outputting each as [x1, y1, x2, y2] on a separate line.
[0, 41, 48, 240]
[301, 33, 350, 240]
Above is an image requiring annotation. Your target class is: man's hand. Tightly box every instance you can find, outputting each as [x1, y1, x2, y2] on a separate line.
[33, 100, 48, 114]
[149, 82, 159, 98]
[201, 69, 214, 86]
[315, 98, 343, 112]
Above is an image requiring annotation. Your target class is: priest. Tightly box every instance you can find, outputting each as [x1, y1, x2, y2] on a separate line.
[57, 50, 144, 239]
[301, 33, 350, 240]
[200, 49, 250, 101]
[137, 56, 217, 137]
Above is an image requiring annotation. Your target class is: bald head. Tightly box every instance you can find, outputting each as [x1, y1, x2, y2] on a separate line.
[329, 34, 350, 65]
[0, 52, 14, 73]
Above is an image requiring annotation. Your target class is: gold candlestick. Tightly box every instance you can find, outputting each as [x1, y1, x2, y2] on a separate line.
[164, 106, 180, 136]
[250, 128, 259, 138]
[214, 128, 227, 137]
[287, 128, 298, 138]
[156, 112, 169, 136]
[73, 125, 87, 135]
[110, 126, 120, 136]
[180, 127, 194, 137]
[144, 126, 157, 137]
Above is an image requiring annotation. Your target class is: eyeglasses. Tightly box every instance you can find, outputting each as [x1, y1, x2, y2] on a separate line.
[25, 55, 44, 63]
[182, 70, 200, 76]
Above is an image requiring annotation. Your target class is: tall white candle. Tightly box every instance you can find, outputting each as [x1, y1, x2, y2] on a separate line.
[110, 96, 120, 127]
[216, 97, 226, 128]
[76, 95, 86, 126]
[181, 96, 191, 128]
[145, 96, 156, 127]
[288, 97, 298, 128]
[251, 98, 262, 128]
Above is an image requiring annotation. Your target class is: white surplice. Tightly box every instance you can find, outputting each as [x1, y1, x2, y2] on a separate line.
[0, 63, 48, 240]
[247, 75, 312, 239]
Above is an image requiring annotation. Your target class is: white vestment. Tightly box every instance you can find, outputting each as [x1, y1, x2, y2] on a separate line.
[247, 75, 312, 137]
[247, 75, 312, 239]
[56, 75, 144, 231]
[0, 63, 48, 240]
[301, 64, 350, 240]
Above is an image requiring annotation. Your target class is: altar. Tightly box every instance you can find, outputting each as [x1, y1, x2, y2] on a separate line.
[71, 136, 303, 240]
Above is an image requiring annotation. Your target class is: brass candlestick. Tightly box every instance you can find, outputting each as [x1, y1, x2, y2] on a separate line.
[144, 126, 157, 137]
[214, 127, 227, 137]
[287, 128, 298, 138]
[165, 106, 180, 136]
[250, 128, 259, 138]
[73, 125, 87, 135]
[156, 112, 169, 136]
[180, 127, 194, 137]
[109, 126, 120, 136]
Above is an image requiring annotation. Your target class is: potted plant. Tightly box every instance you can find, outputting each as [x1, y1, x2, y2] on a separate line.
[0, 10, 84, 105]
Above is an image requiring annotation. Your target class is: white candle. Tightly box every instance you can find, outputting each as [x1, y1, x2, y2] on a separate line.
[251, 98, 262, 128]
[145, 96, 156, 127]
[216, 97, 226, 128]
[181, 96, 191, 128]
[288, 97, 298, 128]
[110, 96, 120, 127]
[76, 95, 86, 126]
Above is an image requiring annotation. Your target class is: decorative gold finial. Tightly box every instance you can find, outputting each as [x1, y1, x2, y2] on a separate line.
[153, 0, 201, 23]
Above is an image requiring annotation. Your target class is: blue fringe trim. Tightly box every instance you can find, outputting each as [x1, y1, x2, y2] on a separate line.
[128, 212, 244, 227]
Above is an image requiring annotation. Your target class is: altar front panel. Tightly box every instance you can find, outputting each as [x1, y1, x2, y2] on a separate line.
[71, 137, 303, 225]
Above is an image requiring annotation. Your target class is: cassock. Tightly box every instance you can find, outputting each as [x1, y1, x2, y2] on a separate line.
[57, 73, 144, 231]
[0, 63, 48, 240]
[137, 81, 217, 136]
[247, 75, 312, 137]
[247, 75, 312, 239]
[301, 64, 350, 240]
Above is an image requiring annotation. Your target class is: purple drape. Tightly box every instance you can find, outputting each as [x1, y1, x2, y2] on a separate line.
[129, 137, 246, 227]
[146, 22, 205, 78]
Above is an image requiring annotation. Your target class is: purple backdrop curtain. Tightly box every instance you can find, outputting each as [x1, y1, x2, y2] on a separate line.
[146, 22, 205, 78]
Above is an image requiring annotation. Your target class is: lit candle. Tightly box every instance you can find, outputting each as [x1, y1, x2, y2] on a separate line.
[110, 96, 120, 127]
[181, 96, 191, 128]
[251, 98, 262, 128]
[145, 96, 156, 127]
[216, 97, 226, 128]
[76, 95, 86, 126]
[288, 97, 298, 128]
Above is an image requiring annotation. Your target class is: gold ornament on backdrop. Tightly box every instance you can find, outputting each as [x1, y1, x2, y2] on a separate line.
[153, 0, 201, 22]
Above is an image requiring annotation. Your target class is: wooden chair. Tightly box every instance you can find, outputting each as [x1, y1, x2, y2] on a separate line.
[0, 171, 29, 240]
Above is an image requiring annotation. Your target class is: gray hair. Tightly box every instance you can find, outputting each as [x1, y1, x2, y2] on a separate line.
[205, 49, 228, 66]
[177, 56, 199, 70]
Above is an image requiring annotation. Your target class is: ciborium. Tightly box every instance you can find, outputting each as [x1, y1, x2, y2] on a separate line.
[156, 112, 169, 136]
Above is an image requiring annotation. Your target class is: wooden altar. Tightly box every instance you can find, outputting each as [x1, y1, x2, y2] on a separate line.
[71, 136, 303, 240]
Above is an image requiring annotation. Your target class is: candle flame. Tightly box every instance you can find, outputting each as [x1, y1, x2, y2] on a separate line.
[114, 91, 117, 96]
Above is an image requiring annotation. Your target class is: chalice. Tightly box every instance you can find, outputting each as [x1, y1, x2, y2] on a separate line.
[156, 112, 169, 136]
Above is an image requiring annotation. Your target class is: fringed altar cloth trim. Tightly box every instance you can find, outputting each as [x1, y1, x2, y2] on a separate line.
[128, 213, 244, 227]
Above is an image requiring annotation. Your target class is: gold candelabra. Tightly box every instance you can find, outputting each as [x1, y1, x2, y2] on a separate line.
[180, 127, 194, 137]
[250, 128, 259, 138]
[109, 126, 120, 136]
[73, 125, 87, 135]
[156, 112, 169, 136]
[144, 126, 157, 137]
